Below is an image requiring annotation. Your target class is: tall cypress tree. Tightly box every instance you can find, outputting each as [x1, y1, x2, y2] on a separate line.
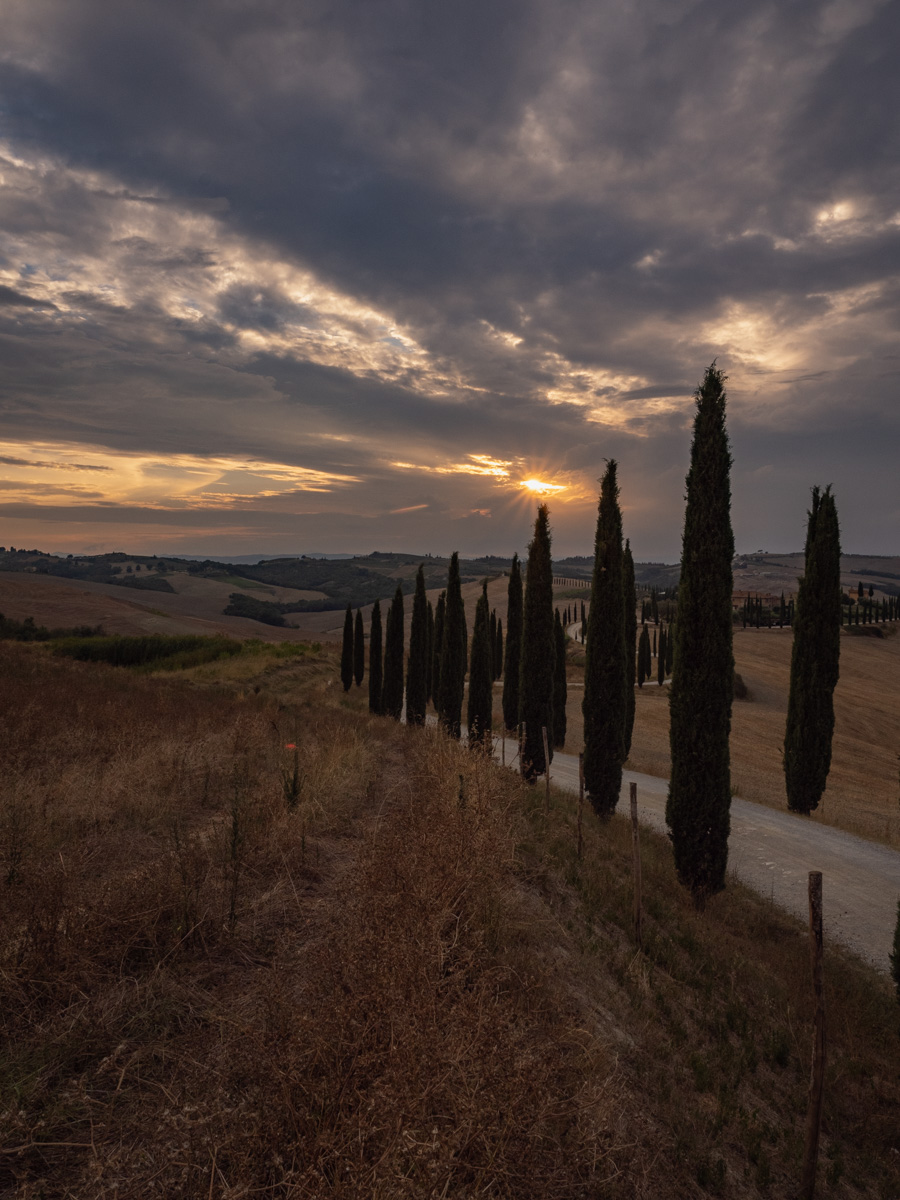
[489, 609, 497, 675]
[425, 599, 435, 703]
[582, 460, 627, 818]
[340, 604, 354, 693]
[438, 552, 467, 738]
[783, 486, 841, 814]
[623, 539, 637, 758]
[382, 585, 405, 720]
[368, 601, 383, 714]
[637, 624, 651, 687]
[353, 609, 365, 686]
[666, 363, 735, 905]
[657, 625, 667, 686]
[502, 554, 523, 731]
[553, 608, 567, 748]
[432, 591, 445, 709]
[406, 565, 429, 726]
[467, 582, 493, 747]
[494, 617, 503, 680]
[519, 505, 555, 782]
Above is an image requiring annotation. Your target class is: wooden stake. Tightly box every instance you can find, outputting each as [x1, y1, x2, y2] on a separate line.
[518, 723, 524, 778]
[630, 781, 642, 949]
[542, 725, 551, 811]
[577, 752, 584, 861]
[800, 871, 826, 1200]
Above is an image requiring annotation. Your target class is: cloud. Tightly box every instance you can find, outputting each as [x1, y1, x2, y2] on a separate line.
[0, 0, 895, 557]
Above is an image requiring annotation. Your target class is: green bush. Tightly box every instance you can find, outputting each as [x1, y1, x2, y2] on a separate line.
[53, 634, 242, 669]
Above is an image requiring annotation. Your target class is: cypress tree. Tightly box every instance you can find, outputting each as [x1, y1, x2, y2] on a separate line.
[368, 600, 383, 715]
[353, 609, 365, 686]
[494, 618, 503, 680]
[502, 554, 523, 731]
[406, 565, 429, 726]
[582, 461, 627, 817]
[432, 591, 445, 708]
[467, 582, 493, 747]
[783, 486, 841, 814]
[652, 629, 657, 658]
[382, 585, 405, 720]
[519, 505, 555, 782]
[658, 626, 667, 686]
[666, 363, 735, 905]
[340, 604, 354, 693]
[425, 599, 434, 703]
[438, 552, 467, 738]
[623, 539, 637, 758]
[489, 609, 497, 674]
[637, 624, 651, 687]
[553, 608, 567, 748]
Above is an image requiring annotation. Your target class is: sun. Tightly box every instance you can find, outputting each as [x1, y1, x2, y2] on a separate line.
[520, 478, 566, 496]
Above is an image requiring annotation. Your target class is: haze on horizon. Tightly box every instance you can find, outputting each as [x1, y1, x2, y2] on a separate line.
[0, 0, 897, 563]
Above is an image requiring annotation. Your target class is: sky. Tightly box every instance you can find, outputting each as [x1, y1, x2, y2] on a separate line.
[0, 0, 897, 562]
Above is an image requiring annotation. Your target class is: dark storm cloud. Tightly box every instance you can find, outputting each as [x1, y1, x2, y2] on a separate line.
[0, 285, 55, 309]
[0, 0, 897, 554]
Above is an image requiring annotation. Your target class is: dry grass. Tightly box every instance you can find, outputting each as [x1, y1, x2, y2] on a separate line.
[0, 645, 627, 1197]
[2, 640, 898, 1198]
[520, 783, 900, 1199]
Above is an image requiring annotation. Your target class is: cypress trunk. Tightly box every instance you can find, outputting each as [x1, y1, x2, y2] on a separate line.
[368, 601, 383, 715]
[666, 363, 735, 905]
[552, 608, 567, 748]
[405, 565, 429, 726]
[432, 591, 445, 709]
[353, 609, 365, 686]
[467, 582, 493, 747]
[657, 626, 667, 686]
[501, 554, 523, 731]
[494, 618, 503, 681]
[582, 460, 627, 817]
[425, 599, 434, 703]
[340, 604, 353, 692]
[783, 487, 841, 813]
[638, 624, 650, 687]
[437, 553, 466, 738]
[623, 539, 637, 757]
[519, 506, 555, 782]
[382, 585, 405, 720]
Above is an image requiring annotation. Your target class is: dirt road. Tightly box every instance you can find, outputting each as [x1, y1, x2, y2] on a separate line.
[494, 736, 900, 974]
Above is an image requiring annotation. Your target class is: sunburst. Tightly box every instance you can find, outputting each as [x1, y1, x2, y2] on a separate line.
[520, 478, 566, 496]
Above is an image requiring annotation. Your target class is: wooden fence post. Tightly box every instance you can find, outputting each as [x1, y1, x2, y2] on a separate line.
[801, 871, 826, 1200]
[541, 726, 551, 812]
[517, 723, 524, 778]
[577, 752, 584, 862]
[630, 781, 642, 949]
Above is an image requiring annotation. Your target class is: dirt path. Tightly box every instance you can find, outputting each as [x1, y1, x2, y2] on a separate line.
[494, 737, 900, 974]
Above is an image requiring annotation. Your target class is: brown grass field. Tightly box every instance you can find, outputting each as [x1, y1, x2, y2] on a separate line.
[1, 636, 899, 1198]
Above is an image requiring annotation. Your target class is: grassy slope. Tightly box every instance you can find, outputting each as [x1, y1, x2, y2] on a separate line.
[1, 642, 898, 1198]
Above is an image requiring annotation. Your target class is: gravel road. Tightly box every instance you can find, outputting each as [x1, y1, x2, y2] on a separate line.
[494, 736, 900, 974]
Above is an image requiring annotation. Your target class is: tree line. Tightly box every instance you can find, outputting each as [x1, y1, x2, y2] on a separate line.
[338, 362, 855, 911]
